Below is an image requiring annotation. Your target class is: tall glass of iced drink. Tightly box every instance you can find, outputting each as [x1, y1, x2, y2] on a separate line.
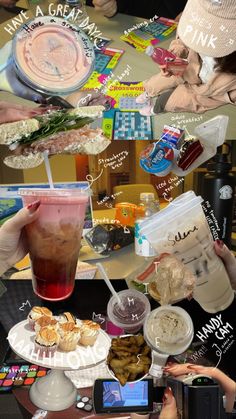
[139, 191, 234, 313]
[19, 188, 89, 301]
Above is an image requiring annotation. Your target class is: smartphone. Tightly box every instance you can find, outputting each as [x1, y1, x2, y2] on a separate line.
[93, 378, 154, 414]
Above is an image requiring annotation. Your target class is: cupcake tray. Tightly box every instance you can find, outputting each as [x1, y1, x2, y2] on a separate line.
[8, 320, 111, 411]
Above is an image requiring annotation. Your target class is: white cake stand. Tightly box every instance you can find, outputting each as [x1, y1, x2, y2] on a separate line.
[8, 320, 111, 411]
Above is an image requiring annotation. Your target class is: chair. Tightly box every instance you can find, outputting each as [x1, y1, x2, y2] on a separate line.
[112, 184, 158, 206]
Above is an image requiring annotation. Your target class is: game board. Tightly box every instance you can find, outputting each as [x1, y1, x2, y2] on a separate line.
[83, 47, 124, 90]
[113, 111, 152, 140]
[120, 17, 177, 52]
[102, 81, 153, 141]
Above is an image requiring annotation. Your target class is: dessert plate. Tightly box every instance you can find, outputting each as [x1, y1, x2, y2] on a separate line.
[8, 320, 111, 370]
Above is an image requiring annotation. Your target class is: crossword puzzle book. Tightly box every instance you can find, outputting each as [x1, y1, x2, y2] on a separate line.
[102, 81, 153, 141]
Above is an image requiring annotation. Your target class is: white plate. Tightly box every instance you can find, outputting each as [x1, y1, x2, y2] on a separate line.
[8, 320, 111, 371]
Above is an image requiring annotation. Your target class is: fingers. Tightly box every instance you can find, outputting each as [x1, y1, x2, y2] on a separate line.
[0, 107, 49, 124]
[163, 362, 192, 377]
[187, 364, 207, 374]
[93, 0, 117, 16]
[93, 0, 113, 7]
[0, 101, 29, 111]
[104, 2, 117, 17]
[214, 240, 236, 288]
[0, 0, 17, 7]
[160, 387, 178, 419]
[1, 201, 40, 234]
[161, 69, 172, 77]
[66, 90, 108, 107]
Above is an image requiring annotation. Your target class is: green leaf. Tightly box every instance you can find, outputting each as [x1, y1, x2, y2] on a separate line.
[16, 111, 94, 146]
[130, 280, 146, 293]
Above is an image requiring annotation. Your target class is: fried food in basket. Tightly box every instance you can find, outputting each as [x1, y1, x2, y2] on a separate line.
[107, 334, 152, 386]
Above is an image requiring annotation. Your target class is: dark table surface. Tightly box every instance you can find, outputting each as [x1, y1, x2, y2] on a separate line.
[1, 279, 236, 419]
[13, 386, 162, 419]
[1, 279, 236, 379]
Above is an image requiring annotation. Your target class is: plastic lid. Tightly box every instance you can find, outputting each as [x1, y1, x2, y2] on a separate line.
[139, 191, 203, 238]
[140, 192, 155, 200]
[144, 306, 194, 355]
[115, 202, 137, 208]
[13, 16, 95, 96]
[107, 289, 151, 327]
[18, 188, 90, 197]
[146, 46, 154, 56]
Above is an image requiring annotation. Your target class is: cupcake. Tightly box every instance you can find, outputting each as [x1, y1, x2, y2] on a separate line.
[79, 320, 100, 346]
[58, 322, 81, 352]
[59, 312, 77, 325]
[34, 326, 59, 358]
[34, 316, 58, 334]
[27, 306, 52, 330]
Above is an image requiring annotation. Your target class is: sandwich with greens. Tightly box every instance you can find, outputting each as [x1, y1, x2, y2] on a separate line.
[0, 106, 109, 169]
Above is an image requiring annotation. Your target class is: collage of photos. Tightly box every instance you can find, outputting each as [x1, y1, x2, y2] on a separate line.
[0, 0, 236, 418]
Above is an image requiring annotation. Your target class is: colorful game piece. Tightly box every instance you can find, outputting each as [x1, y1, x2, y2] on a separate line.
[121, 17, 177, 52]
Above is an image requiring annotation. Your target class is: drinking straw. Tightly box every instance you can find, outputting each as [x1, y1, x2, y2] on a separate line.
[96, 263, 124, 309]
[43, 151, 54, 189]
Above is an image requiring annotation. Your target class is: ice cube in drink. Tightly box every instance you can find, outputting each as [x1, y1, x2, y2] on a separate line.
[19, 188, 89, 301]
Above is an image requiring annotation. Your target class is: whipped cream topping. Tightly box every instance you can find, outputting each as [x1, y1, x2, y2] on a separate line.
[28, 306, 52, 321]
[35, 326, 59, 346]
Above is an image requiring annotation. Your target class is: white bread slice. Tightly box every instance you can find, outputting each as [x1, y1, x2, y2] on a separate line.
[68, 105, 105, 119]
[4, 153, 44, 169]
[0, 118, 40, 145]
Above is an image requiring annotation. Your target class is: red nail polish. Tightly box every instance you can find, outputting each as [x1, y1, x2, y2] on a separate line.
[27, 200, 40, 212]
[216, 239, 224, 248]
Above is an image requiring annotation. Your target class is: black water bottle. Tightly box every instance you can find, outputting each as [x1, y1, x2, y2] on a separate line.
[201, 145, 235, 248]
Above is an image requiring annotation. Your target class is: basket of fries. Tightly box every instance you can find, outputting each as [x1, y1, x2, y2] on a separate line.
[106, 334, 152, 386]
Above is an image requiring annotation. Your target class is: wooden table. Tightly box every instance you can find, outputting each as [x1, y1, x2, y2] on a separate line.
[13, 386, 159, 418]
[0, 5, 235, 140]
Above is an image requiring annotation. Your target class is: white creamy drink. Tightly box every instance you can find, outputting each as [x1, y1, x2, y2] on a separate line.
[144, 306, 193, 355]
[140, 191, 234, 313]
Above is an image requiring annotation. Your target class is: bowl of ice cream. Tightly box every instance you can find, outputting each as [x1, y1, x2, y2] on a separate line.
[12, 16, 95, 95]
[144, 306, 194, 355]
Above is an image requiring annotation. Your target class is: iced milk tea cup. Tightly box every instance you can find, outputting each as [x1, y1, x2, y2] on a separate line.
[19, 188, 89, 301]
[139, 191, 234, 313]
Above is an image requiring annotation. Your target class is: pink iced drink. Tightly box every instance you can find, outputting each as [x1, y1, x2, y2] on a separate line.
[146, 46, 188, 76]
[19, 188, 88, 301]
